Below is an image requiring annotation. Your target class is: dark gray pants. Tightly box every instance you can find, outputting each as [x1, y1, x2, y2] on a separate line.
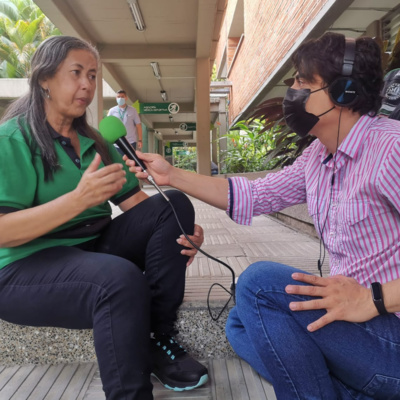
[0, 190, 195, 400]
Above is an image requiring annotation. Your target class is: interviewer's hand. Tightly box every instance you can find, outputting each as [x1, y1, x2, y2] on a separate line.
[285, 273, 378, 332]
[123, 152, 172, 186]
[177, 224, 204, 267]
[74, 153, 126, 209]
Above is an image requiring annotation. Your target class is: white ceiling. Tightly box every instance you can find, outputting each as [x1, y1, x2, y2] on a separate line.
[34, 0, 400, 138]
[35, 0, 225, 141]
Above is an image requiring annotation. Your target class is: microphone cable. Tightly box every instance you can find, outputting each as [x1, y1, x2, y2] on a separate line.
[139, 167, 236, 319]
[166, 199, 236, 321]
[100, 123, 236, 320]
[138, 167, 236, 320]
[316, 108, 342, 276]
[98, 116, 235, 318]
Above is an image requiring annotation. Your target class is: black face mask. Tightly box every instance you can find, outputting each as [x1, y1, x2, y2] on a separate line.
[282, 87, 334, 138]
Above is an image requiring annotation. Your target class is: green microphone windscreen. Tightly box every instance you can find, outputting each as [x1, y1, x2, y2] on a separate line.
[99, 115, 127, 143]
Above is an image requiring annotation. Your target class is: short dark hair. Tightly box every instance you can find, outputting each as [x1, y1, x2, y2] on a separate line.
[292, 32, 383, 116]
[117, 89, 126, 94]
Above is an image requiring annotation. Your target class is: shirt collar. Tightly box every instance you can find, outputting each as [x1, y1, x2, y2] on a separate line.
[317, 114, 379, 164]
[47, 122, 62, 140]
[338, 114, 378, 159]
[47, 121, 94, 154]
[46, 121, 90, 139]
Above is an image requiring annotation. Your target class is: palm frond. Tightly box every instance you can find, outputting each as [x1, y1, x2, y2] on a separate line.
[0, 0, 19, 21]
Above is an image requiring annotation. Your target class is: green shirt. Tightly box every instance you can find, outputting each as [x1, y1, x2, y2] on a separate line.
[0, 116, 139, 269]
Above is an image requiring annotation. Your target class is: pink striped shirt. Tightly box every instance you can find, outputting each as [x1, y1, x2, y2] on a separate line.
[227, 115, 400, 290]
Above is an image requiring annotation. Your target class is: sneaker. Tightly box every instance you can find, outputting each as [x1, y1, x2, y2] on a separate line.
[150, 333, 208, 391]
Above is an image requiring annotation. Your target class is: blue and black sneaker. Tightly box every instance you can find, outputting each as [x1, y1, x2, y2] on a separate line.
[150, 333, 208, 391]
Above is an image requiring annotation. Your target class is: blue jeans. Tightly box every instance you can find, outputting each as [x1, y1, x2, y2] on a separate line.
[226, 262, 400, 400]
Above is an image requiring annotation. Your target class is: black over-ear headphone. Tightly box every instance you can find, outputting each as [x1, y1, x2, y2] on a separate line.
[328, 37, 359, 107]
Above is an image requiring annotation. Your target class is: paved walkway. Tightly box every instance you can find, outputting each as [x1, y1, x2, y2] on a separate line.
[0, 185, 329, 399]
[0, 359, 277, 400]
[115, 186, 329, 303]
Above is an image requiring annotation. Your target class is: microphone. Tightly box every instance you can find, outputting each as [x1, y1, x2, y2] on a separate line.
[99, 119, 236, 307]
[99, 116, 169, 201]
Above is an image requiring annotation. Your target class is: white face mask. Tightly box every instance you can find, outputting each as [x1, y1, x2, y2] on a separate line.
[117, 97, 126, 106]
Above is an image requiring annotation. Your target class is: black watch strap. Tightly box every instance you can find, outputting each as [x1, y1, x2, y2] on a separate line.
[370, 282, 388, 315]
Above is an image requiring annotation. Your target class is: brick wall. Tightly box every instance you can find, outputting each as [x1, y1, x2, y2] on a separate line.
[215, 0, 239, 76]
[215, 0, 330, 124]
[227, 37, 241, 69]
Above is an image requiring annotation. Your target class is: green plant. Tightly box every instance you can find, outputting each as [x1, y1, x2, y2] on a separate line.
[221, 119, 281, 173]
[173, 147, 197, 172]
[0, 0, 61, 78]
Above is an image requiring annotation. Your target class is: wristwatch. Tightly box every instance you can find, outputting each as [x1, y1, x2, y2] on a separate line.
[370, 282, 388, 315]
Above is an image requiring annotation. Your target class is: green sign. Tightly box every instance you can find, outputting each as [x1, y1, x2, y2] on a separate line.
[164, 141, 184, 156]
[165, 146, 173, 155]
[168, 141, 184, 147]
[179, 122, 196, 131]
[139, 102, 180, 114]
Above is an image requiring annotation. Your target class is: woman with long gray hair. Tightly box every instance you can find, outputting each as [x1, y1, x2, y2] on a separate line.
[0, 35, 207, 399]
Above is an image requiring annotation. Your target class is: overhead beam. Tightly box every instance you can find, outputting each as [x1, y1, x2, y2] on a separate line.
[102, 63, 138, 101]
[196, 0, 217, 58]
[175, 102, 195, 112]
[210, 0, 228, 64]
[163, 135, 194, 141]
[35, 0, 92, 41]
[99, 44, 196, 62]
[210, 103, 221, 112]
[210, 81, 232, 88]
[196, 0, 227, 69]
[141, 102, 195, 113]
[154, 123, 194, 129]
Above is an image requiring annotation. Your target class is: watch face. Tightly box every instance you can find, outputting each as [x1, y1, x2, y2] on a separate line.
[371, 282, 388, 315]
[371, 282, 382, 300]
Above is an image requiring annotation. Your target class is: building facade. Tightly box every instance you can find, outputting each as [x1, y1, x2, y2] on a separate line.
[214, 0, 400, 127]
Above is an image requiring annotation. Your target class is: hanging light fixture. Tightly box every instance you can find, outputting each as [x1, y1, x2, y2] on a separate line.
[127, 0, 146, 31]
[160, 90, 168, 102]
[150, 62, 161, 79]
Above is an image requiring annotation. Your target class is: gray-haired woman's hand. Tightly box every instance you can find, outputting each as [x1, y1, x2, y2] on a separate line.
[74, 153, 127, 209]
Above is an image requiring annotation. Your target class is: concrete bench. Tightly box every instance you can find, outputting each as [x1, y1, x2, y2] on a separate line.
[0, 301, 235, 366]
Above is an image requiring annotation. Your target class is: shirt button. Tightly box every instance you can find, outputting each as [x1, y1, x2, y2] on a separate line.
[75, 158, 80, 163]
[61, 141, 66, 145]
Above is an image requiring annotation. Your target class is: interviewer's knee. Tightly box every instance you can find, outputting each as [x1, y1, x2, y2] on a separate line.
[236, 262, 301, 301]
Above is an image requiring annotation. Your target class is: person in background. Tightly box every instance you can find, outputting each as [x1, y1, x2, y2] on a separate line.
[108, 89, 143, 152]
[0, 35, 208, 400]
[125, 32, 400, 399]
